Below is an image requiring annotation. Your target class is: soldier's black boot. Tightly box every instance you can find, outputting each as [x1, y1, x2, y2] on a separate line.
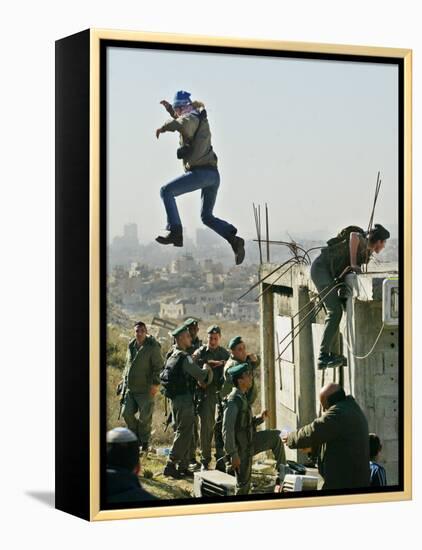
[188, 459, 201, 472]
[163, 460, 180, 478]
[140, 442, 149, 453]
[215, 457, 226, 473]
[228, 234, 245, 265]
[156, 227, 183, 247]
[178, 466, 194, 478]
[200, 462, 209, 472]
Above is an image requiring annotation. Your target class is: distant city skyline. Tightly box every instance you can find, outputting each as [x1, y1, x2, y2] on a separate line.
[108, 220, 399, 271]
[107, 47, 399, 244]
[109, 220, 399, 245]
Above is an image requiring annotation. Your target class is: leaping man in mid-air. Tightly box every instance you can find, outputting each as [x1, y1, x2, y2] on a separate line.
[155, 90, 245, 265]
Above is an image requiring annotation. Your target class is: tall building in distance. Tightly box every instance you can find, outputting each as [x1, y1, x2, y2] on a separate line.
[122, 222, 139, 245]
[110, 223, 141, 267]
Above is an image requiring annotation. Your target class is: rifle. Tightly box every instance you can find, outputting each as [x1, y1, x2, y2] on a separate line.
[192, 355, 206, 414]
[116, 376, 128, 420]
[163, 396, 173, 432]
[164, 411, 173, 432]
[216, 391, 225, 420]
[193, 386, 205, 415]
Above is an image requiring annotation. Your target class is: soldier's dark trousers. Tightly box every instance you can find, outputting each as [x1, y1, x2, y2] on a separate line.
[198, 392, 217, 465]
[122, 390, 154, 445]
[310, 255, 343, 357]
[190, 415, 199, 460]
[236, 429, 285, 495]
[169, 394, 195, 469]
[214, 411, 225, 467]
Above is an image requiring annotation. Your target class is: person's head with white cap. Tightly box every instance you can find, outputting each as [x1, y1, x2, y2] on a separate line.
[107, 427, 140, 474]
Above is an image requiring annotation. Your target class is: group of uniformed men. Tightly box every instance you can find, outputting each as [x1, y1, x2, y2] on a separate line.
[118, 318, 285, 495]
[116, 223, 393, 497]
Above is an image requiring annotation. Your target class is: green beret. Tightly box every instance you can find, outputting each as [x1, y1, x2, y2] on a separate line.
[171, 324, 189, 337]
[228, 335, 243, 349]
[184, 318, 198, 327]
[227, 362, 250, 381]
[207, 325, 221, 335]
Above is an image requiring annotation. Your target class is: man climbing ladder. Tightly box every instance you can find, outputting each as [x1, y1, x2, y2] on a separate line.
[155, 90, 245, 265]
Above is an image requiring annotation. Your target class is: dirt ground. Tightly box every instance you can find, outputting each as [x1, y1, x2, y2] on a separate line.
[138, 451, 280, 499]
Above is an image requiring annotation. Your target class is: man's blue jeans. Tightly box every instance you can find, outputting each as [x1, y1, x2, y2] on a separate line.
[160, 167, 237, 241]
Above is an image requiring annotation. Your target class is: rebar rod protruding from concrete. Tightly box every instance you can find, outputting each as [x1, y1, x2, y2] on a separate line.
[253, 203, 263, 265]
[265, 203, 270, 263]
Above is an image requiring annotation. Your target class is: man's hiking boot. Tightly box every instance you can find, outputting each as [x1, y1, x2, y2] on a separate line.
[229, 235, 245, 265]
[156, 228, 183, 247]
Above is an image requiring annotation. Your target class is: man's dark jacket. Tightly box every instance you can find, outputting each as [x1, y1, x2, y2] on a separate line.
[106, 468, 157, 504]
[287, 395, 370, 490]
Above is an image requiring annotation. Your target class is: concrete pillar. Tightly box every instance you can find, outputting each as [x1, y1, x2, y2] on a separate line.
[296, 285, 316, 427]
[259, 281, 276, 428]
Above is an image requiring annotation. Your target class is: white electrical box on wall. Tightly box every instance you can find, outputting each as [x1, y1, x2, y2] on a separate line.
[383, 277, 399, 326]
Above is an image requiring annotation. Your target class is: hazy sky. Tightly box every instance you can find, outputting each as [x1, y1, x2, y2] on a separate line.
[107, 46, 399, 243]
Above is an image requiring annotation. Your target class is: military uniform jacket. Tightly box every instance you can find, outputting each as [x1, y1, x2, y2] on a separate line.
[123, 335, 163, 393]
[186, 337, 202, 356]
[193, 345, 229, 391]
[160, 109, 218, 171]
[220, 354, 260, 402]
[222, 388, 254, 461]
[171, 345, 212, 393]
[286, 396, 370, 490]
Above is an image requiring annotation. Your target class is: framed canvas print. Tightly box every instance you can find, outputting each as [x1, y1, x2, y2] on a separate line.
[55, 28, 412, 521]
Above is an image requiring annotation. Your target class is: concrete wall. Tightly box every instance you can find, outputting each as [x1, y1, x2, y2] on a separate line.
[344, 275, 399, 484]
[259, 263, 399, 485]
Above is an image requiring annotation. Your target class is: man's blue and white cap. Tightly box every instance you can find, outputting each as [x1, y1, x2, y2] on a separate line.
[173, 90, 192, 108]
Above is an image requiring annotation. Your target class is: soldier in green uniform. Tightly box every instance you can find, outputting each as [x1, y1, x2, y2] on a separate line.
[192, 325, 230, 470]
[184, 318, 202, 471]
[222, 363, 285, 495]
[311, 224, 390, 369]
[184, 318, 202, 354]
[215, 336, 260, 471]
[163, 318, 203, 469]
[161, 324, 213, 478]
[119, 321, 163, 451]
[221, 336, 260, 402]
[164, 318, 202, 360]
